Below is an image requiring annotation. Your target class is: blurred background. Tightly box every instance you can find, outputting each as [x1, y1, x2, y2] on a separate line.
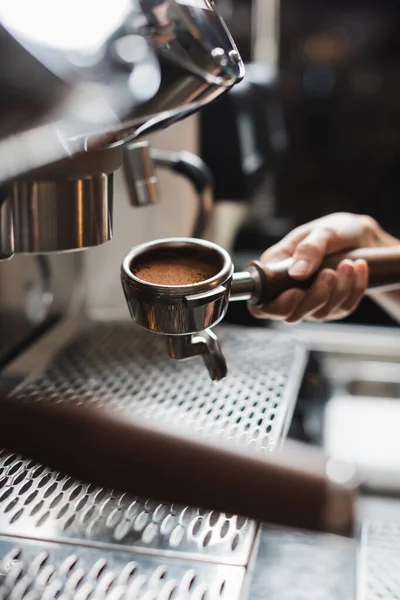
[205, 0, 400, 327]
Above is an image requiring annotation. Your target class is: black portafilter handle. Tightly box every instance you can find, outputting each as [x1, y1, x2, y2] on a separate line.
[231, 246, 400, 306]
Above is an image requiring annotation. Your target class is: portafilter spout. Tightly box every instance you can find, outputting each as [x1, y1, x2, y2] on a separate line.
[167, 329, 228, 382]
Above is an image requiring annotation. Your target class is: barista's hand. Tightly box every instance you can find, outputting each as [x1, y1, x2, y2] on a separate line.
[249, 212, 396, 323]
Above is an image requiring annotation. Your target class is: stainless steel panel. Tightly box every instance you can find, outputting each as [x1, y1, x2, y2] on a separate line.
[0, 322, 306, 598]
[11, 323, 305, 452]
[358, 521, 400, 600]
[0, 535, 244, 600]
[249, 528, 356, 600]
[0, 450, 256, 565]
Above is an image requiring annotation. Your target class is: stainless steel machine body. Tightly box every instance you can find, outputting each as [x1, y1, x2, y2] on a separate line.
[0, 0, 244, 179]
[0, 0, 244, 256]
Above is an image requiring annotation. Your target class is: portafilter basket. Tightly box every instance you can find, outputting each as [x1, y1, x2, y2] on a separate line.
[121, 237, 253, 381]
[121, 237, 400, 380]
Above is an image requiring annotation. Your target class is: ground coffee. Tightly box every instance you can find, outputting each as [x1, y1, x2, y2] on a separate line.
[132, 256, 217, 285]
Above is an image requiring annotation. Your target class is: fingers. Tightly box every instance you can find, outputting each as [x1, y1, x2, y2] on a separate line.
[340, 259, 368, 313]
[312, 260, 355, 320]
[249, 259, 369, 324]
[285, 269, 337, 323]
[248, 270, 337, 322]
[248, 288, 306, 321]
[288, 227, 336, 279]
[311, 259, 368, 321]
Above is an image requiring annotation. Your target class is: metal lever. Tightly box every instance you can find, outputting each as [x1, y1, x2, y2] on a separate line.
[167, 329, 227, 382]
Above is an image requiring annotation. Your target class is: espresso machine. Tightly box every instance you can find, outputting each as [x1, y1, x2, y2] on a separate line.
[1, 1, 400, 598]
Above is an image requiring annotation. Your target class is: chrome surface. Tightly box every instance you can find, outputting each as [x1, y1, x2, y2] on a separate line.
[0, 320, 306, 598]
[230, 271, 256, 302]
[272, 322, 400, 359]
[167, 328, 227, 382]
[2, 175, 113, 253]
[348, 380, 400, 398]
[123, 141, 159, 207]
[0, 197, 13, 258]
[0, 535, 244, 599]
[285, 324, 400, 599]
[123, 145, 214, 238]
[249, 528, 355, 600]
[5, 320, 305, 453]
[23, 256, 54, 324]
[121, 238, 262, 335]
[0, 0, 244, 183]
[121, 237, 263, 379]
[0, 448, 256, 565]
[358, 521, 400, 600]
[121, 238, 234, 336]
[316, 343, 400, 495]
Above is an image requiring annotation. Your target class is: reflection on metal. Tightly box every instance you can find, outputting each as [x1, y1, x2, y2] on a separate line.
[123, 143, 214, 239]
[249, 527, 355, 600]
[0, 0, 244, 183]
[167, 328, 227, 382]
[121, 237, 268, 380]
[1, 175, 113, 254]
[0, 535, 244, 599]
[24, 256, 54, 323]
[121, 238, 233, 337]
[0, 195, 14, 257]
[123, 141, 159, 207]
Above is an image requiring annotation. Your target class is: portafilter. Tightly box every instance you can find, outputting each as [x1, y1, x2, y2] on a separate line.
[121, 237, 400, 380]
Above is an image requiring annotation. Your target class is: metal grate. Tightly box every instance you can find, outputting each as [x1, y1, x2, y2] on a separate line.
[0, 322, 306, 598]
[0, 451, 255, 565]
[15, 324, 302, 451]
[0, 535, 244, 600]
[358, 522, 400, 600]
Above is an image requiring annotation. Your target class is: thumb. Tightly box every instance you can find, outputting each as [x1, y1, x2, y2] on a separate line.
[289, 228, 332, 278]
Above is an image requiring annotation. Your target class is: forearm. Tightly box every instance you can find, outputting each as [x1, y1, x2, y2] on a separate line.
[370, 290, 400, 323]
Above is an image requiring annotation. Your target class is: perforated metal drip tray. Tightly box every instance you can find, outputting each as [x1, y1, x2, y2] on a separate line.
[358, 520, 400, 600]
[0, 321, 307, 599]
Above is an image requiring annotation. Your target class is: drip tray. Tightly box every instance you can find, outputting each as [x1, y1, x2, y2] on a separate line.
[358, 521, 400, 600]
[0, 321, 307, 599]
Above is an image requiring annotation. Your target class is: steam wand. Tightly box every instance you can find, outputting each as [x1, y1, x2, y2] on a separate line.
[123, 141, 214, 238]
